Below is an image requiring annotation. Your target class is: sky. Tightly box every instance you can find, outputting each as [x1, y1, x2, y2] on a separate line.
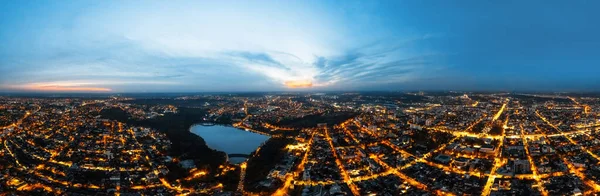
[1, 1, 599, 93]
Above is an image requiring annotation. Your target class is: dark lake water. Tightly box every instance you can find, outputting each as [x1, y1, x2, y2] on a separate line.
[190, 125, 270, 164]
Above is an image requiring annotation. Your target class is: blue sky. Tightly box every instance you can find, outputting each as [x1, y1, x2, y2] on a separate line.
[1, 1, 599, 92]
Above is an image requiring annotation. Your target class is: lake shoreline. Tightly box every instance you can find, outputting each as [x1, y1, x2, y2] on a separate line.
[190, 124, 270, 164]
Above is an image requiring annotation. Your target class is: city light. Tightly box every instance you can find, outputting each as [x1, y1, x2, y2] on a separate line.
[1, 93, 599, 195]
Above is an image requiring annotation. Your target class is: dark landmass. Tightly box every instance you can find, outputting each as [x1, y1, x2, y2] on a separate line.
[98, 107, 226, 172]
[244, 137, 294, 193]
[489, 124, 504, 136]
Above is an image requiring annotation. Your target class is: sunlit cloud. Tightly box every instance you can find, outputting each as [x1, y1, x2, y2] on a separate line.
[25, 86, 112, 92]
[4, 80, 182, 92]
[284, 80, 313, 88]
[7, 82, 112, 92]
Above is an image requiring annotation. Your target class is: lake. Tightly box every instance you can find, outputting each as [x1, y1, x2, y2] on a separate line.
[190, 124, 270, 164]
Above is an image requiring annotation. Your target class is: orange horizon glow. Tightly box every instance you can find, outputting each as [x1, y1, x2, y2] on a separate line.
[284, 80, 313, 88]
[8, 83, 112, 92]
[24, 85, 112, 92]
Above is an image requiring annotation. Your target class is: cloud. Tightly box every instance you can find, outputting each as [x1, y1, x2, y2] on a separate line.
[0, 1, 446, 92]
[284, 80, 313, 88]
[310, 40, 445, 89]
[226, 51, 289, 70]
[5, 82, 112, 92]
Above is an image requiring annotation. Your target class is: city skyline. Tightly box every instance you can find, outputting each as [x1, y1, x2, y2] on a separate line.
[2, 1, 600, 93]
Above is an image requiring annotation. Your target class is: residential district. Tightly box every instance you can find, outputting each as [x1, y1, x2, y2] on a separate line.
[0, 92, 599, 196]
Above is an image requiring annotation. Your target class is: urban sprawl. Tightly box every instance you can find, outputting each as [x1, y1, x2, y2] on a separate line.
[0, 92, 599, 196]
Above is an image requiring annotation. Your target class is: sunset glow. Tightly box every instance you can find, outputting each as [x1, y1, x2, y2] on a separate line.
[284, 80, 313, 88]
[28, 86, 112, 92]
[11, 83, 112, 92]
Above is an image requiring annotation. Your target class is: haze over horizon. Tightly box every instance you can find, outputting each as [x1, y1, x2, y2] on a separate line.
[1, 1, 600, 93]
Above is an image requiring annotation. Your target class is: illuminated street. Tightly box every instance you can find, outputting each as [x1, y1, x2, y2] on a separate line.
[1, 92, 600, 195]
[1, 0, 600, 195]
